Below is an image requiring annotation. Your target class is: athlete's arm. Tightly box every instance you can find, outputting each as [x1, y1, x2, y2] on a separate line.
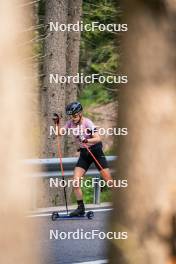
[87, 132, 101, 144]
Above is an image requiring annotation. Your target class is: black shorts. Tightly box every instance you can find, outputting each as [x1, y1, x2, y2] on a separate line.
[76, 142, 108, 172]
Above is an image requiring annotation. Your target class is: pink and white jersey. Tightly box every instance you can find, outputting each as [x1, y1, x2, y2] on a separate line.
[65, 117, 98, 148]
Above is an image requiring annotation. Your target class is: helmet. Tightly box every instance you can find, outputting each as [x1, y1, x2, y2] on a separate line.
[66, 101, 83, 115]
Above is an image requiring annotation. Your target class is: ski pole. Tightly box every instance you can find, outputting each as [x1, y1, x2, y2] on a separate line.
[56, 124, 69, 215]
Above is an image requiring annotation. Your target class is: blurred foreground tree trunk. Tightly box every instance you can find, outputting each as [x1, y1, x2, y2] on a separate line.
[0, 1, 39, 263]
[109, 1, 176, 263]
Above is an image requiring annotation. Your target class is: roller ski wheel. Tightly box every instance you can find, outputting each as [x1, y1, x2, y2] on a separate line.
[86, 211, 94, 219]
[51, 211, 59, 221]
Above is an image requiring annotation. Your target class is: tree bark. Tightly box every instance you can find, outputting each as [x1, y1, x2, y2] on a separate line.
[109, 1, 176, 263]
[41, 0, 68, 158]
[64, 0, 82, 156]
[40, 0, 82, 207]
[41, 0, 82, 158]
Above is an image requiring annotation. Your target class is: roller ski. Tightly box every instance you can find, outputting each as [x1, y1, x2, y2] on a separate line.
[51, 201, 94, 221]
[51, 210, 94, 221]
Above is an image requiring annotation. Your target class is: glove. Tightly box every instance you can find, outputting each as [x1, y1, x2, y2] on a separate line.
[52, 113, 60, 125]
[79, 135, 88, 144]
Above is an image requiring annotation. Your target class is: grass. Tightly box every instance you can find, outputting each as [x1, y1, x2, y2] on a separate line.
[71, 176, 112, 204]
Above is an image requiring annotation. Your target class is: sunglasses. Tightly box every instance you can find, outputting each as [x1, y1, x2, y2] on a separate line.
[69, 113, 80, 119]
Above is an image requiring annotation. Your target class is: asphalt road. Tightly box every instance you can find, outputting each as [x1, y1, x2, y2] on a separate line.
[29, 208, 111, 264]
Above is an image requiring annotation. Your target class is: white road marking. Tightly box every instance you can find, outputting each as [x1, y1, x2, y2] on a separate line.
[72, 259, 108, 264]
[28, 208, 112, 218]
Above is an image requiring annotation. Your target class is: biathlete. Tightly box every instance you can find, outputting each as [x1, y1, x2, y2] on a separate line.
[53, 101, 113, 217]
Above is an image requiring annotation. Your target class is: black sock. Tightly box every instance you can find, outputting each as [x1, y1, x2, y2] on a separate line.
[77, 200, 84, 207]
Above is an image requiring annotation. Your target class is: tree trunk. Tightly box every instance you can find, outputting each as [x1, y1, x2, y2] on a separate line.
[64, 0, 82, 156]
[109, 1, 176, 263]
[40, 0, 82, 207]
[41, 0, 82, 158]
[41, 0, 68, 158]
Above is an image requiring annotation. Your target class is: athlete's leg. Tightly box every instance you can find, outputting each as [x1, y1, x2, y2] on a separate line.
[69, 166, 86, 217]
[90, 144, 114, 187]
[72, 166, 86, 200]
[69, 148, 91, 216]
[100, 168, 113, 182]
[100, 168, 115, 189]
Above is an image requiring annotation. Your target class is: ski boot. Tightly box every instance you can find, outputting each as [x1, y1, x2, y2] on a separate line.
[69, 202, 85, 217]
